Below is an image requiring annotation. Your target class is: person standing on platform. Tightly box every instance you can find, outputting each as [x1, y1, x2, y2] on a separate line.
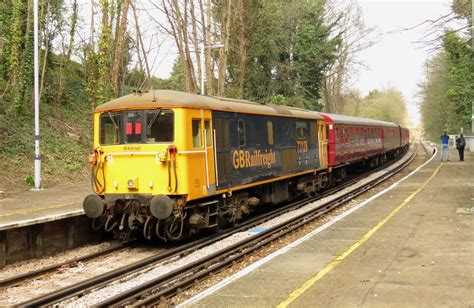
[455, 133, 466, 161]
[440, 131, 450, 161]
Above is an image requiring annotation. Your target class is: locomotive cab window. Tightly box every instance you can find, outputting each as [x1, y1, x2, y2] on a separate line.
[192, 119, 202, 147]
[205, 120, 211, 147]
[100, 112, 122, 145]
[146, 109, 174, 143]
[238, 119, 246, 147]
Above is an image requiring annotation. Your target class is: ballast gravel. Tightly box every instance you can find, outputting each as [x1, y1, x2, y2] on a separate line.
[0, 245, 159, 305]
[60, 146, 418, 306]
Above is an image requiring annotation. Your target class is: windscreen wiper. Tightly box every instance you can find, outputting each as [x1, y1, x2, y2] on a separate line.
[107, 111, 119, 129]
[148, 108, 162, 129]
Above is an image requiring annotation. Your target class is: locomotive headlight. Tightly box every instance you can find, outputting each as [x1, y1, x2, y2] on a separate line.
[127, 177, 139, 189]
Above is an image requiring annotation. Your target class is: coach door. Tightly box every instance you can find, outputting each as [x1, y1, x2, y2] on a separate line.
[309, 122, 320, 168]
[187, 109, 216, 198]
[203, 113, 216, 193]
[212, 114, 232, 189]
[296, 119, 318, 171]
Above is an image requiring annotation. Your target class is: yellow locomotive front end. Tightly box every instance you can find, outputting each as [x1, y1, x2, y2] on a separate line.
[94, 108, 177, 196]
[83, 94, 217, 241]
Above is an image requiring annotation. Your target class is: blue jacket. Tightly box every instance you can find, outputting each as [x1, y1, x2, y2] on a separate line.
[441, 135, 449, 145]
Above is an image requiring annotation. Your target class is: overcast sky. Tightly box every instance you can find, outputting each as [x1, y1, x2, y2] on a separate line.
[355, 0, 454, 127]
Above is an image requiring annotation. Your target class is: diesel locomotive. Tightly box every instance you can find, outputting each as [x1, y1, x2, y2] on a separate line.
[83, 90, 409, 241]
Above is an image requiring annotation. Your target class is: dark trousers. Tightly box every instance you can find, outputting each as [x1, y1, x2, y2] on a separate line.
[457, 147, 465, 161]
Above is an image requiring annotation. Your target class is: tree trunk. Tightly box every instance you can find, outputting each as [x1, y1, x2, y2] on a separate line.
[217, 0, 232, 96]
[236, 0, 247, 98]
[111, 0, 130, 97]
[131, 1, 152, 89]
[7, 0, 24, 113]
[172, 0, 196, 92]
[86, 0, 97, 110]
[97, 0, 112, 105]
[189, 0, 202, 94]
[55, 0, 78, 106]
[66, 0, 78, 60]
[163, 0, 190, 92]
[203, 0, 213, 95]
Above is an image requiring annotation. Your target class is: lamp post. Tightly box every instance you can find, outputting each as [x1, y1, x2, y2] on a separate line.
[33, 0, 41, 190]
[200, 43, 224, 95]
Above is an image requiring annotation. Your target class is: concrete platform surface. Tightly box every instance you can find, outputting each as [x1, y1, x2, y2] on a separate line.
[185, 150, 473, 307]
[0, 183, 90, 231]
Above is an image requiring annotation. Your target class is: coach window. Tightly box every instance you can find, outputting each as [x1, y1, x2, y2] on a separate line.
[100, 112, 121, 145]
[146, 109, 174, 143]
[238, 119, 246, 147]
[192, 119, 202, 147]
[267, 121, 274, 145]
[296, 121, 307, 139]
[204, 120, 211, 147]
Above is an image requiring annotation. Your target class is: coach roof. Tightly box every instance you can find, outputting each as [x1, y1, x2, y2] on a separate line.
[319, 112, 399, 128]
[95, 90, 323, 120]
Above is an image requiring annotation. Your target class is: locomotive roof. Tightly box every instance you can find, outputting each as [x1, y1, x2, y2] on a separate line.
[319, 112, 400, 128]
[95, 90, 324, 120]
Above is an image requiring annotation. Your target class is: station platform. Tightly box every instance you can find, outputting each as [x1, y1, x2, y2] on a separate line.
[183, 148, 473, 307]
[0, 183, 90, 231]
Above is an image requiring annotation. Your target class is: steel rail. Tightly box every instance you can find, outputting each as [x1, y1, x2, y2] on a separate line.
[19, 146, 415, 307]
[0, 241, 134, 289]
[100, 148, 417, 306]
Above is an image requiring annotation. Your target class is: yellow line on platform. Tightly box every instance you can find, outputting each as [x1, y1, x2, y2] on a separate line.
[0, 202, 76, 217]
[277, 163, 443, 308]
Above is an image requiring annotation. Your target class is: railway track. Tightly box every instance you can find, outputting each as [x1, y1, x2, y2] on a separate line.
[17, 145, 417, 307]
[0, 241, 134, 288]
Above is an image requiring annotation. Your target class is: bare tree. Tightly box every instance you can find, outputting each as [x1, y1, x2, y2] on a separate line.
[201, 0, 213, 94]
[86, 0, 97, 110]
[323, 1, 375, 113]
[161, 0, 196, 92]
[55, 0, 78, 105]
[216, 0, 232, 96]
[111, 0, 130, 96]
[131, 1, 152, 89]
[189, 0, 203, 93]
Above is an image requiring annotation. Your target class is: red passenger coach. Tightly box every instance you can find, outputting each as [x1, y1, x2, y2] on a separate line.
[319, 113, 408, 169]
